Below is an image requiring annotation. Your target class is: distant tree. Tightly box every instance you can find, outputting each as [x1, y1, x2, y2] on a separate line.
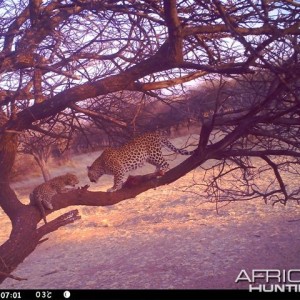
[19, 123, 72, 181]
[0, 0, 299, 283]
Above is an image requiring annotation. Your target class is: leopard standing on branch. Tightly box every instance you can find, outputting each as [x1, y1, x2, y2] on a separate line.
[29, 173, 79, 224]
[87, 131, 196, 192]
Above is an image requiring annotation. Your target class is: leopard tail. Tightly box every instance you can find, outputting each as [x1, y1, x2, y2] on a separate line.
[162, 139, 195, 155]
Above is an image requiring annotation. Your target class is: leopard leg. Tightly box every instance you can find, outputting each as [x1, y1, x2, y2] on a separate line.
[37, 201, 48, 224]
[107, 171, 127, 192]
[42, 199, 53, 210]
[147, 154, 169, 175]
[146, 155, 169, 189]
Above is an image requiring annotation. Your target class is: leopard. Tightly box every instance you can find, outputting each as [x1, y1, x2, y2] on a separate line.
[29, 173, 79, 224]
[87, 131, 195, 192]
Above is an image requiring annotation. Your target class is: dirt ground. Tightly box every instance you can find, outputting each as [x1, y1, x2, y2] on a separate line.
[1, 136, 300, 290]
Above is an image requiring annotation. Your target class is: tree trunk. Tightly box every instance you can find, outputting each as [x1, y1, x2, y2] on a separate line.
[39, 159, 51, 182]
[0, 132, 21, 217]
[33, 153, 51, 182]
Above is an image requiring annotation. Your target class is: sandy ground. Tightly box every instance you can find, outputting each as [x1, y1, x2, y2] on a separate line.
[1, 136, 300, 289]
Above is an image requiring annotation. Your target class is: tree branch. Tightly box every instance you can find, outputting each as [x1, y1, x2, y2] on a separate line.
[132, 71, 207, 91]
[261, 155, 288, 203]
[36, 210, 81, 238]
[218, 149, 300, 159]
[0, 271, 27, 282]
[68, 103, 127, 128]
[183, 23, 300, 37]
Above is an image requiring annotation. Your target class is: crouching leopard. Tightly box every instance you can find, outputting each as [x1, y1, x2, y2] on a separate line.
[29, 173, 79, 224]
[87, 131, 195, 192]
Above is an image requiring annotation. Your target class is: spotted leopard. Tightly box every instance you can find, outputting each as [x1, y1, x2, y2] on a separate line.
[29, 173, 79, 224]
[87, 131, 195, 192]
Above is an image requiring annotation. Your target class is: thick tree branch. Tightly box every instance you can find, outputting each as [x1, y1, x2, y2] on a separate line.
[132, 71, 207, 91]
[163, 0, 183, 62]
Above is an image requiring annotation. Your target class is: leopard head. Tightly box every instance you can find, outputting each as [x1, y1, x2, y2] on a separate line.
[64, 173, 79, 186]
[87, 165, 104, 183]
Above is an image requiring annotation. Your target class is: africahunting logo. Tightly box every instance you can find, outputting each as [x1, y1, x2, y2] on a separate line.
[235, 269, 300, 292]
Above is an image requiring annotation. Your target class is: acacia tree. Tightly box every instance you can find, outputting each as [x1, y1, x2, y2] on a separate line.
[0, 0, 299, 283]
